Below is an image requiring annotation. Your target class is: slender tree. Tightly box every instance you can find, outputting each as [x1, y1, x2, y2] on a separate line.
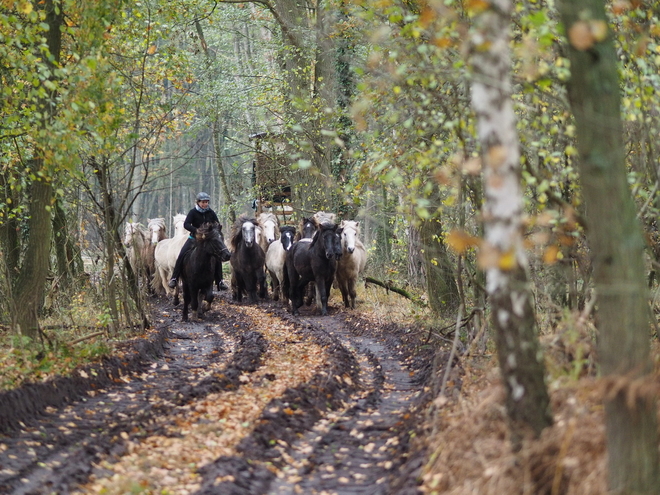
[11, 0, 63, 339]
[469, 0, 552, 447]
[558, 0, 660, 491]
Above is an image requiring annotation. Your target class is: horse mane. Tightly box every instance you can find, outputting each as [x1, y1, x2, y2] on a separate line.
[195, 222, 216, 238]
[148, 217, 166, 229]
[339, 219, 360, 235]
[230, 214, 258, 251]
[258, 211, 279, 226]
[313, 211, 336, 227]
[280, 225, 296, 236]
[124, 222, 147, 244]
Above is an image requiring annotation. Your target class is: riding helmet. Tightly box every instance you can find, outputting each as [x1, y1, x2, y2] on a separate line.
[196, 192, 211, 202]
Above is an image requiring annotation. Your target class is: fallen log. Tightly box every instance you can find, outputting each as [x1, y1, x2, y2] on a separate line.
[364, 277, 426, 306]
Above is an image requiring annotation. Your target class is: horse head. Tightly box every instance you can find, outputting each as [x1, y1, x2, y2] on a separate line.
[124, 222, 144, 247]
[258, 212, 280, 245]
[242, 220, 256, 248]
[196, 222, 231, 262]
[231, 215, 259, 251]
[147, 217, 166, 245]
[311, 223, 341, 261]
[339, 220, 359, 254]
[280, 225, 297, 251]
[300, 217, 316, 239]
[173, 214, 187, 237]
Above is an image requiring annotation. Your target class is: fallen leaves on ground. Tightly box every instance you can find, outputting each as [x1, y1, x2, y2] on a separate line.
[75, 302, 326, 495]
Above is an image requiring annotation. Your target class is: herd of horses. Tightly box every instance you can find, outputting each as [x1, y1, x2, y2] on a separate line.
[123, 211, 367, 321]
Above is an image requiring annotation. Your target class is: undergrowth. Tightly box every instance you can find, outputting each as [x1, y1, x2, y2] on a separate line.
[0, 284, 138, 392]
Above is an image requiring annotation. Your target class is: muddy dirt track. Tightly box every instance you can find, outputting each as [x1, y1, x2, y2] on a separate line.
[0, 290, 445, 495]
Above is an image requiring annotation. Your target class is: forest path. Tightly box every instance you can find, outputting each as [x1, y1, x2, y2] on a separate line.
[0, 292, 436, 495]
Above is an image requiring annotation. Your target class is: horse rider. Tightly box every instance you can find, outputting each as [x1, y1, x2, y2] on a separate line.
[168, 192, 228, 290]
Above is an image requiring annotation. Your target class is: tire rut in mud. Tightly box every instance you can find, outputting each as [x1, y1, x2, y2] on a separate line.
[0, 309, 267, 495]
[0, 297, 436, 495]
[195, 305, 431, 495]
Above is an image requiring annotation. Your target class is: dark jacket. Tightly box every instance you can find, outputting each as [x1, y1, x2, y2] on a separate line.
[184, 206, 220, 236]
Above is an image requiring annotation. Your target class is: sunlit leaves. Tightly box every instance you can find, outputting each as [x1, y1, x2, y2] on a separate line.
[568, 20, 608, 51]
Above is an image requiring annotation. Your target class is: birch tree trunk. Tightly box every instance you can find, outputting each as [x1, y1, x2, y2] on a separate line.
[558, 0, 660, 491]
[469, 0, 552, 447]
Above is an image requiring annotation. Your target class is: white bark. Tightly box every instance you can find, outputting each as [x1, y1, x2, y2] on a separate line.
[468, 0, 551, 444]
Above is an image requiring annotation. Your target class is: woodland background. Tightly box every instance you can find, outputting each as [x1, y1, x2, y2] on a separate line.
[2, 0, 660, 492]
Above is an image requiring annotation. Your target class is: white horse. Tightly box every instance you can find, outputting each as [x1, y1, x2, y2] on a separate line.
[153, 214, 188, 298]
[124, 222, 155, 292]
[265, 225, 296, 301]
[335, 220, 367, 309]
[256, 212, 280, 254]
[147, 217, 167, 245]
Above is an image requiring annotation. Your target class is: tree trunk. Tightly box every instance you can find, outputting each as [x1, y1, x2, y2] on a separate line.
[13, 177, 54, 339]
[195, 20, 236, 222]
[558, 0, 660, 491]
[13, 0, 64, 340]
[469, 0, 552, 447]
[0, 168, 21, 276]
[52, 198, 83, 288]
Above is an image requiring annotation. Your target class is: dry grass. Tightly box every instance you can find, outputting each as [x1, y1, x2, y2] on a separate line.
[418, 308, 637, 495]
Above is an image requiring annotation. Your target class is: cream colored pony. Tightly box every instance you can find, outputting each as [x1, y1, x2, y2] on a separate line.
[335, 220, 367, 309]
[153, 214, 187, 297]
[255, 211, 280, 254]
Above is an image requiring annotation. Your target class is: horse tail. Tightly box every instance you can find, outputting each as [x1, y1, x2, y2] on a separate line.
[152, 260, 165, 294]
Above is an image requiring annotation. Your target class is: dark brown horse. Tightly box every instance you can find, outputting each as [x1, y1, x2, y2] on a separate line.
[283, 222, 342, 316]
[229, 215, 267, 303]
[180, 223, 231, 321]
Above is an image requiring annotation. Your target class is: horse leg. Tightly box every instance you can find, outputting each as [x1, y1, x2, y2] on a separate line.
[173, 281, 181, 306]
[214, 260, 223, 290]
[195, 289, 205, 319]
[348, 276, 357, 309]
[304, 282, 315, 306]
[269, 269, 280, 301]
[182, 283, 191, 322]
[257, 268, 267, 300]
[290, 274, 304, 315]
[337, 275, 350, 308]
[246, 274, 258, 304]
[202, 288, 214, 313]
[317, 277, 329, 316]
[189, 287, 200, 319]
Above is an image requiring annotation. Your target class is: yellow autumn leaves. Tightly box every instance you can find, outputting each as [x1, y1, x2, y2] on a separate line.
[568, 20, 608, 51]
[447, 209, 578, 270]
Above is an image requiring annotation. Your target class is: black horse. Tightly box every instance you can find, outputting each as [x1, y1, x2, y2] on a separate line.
[180, 222, 231, 322]
[298, 217, 316, 240]
[230, 215, 267, 303]
[283, 222, 342, 316]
